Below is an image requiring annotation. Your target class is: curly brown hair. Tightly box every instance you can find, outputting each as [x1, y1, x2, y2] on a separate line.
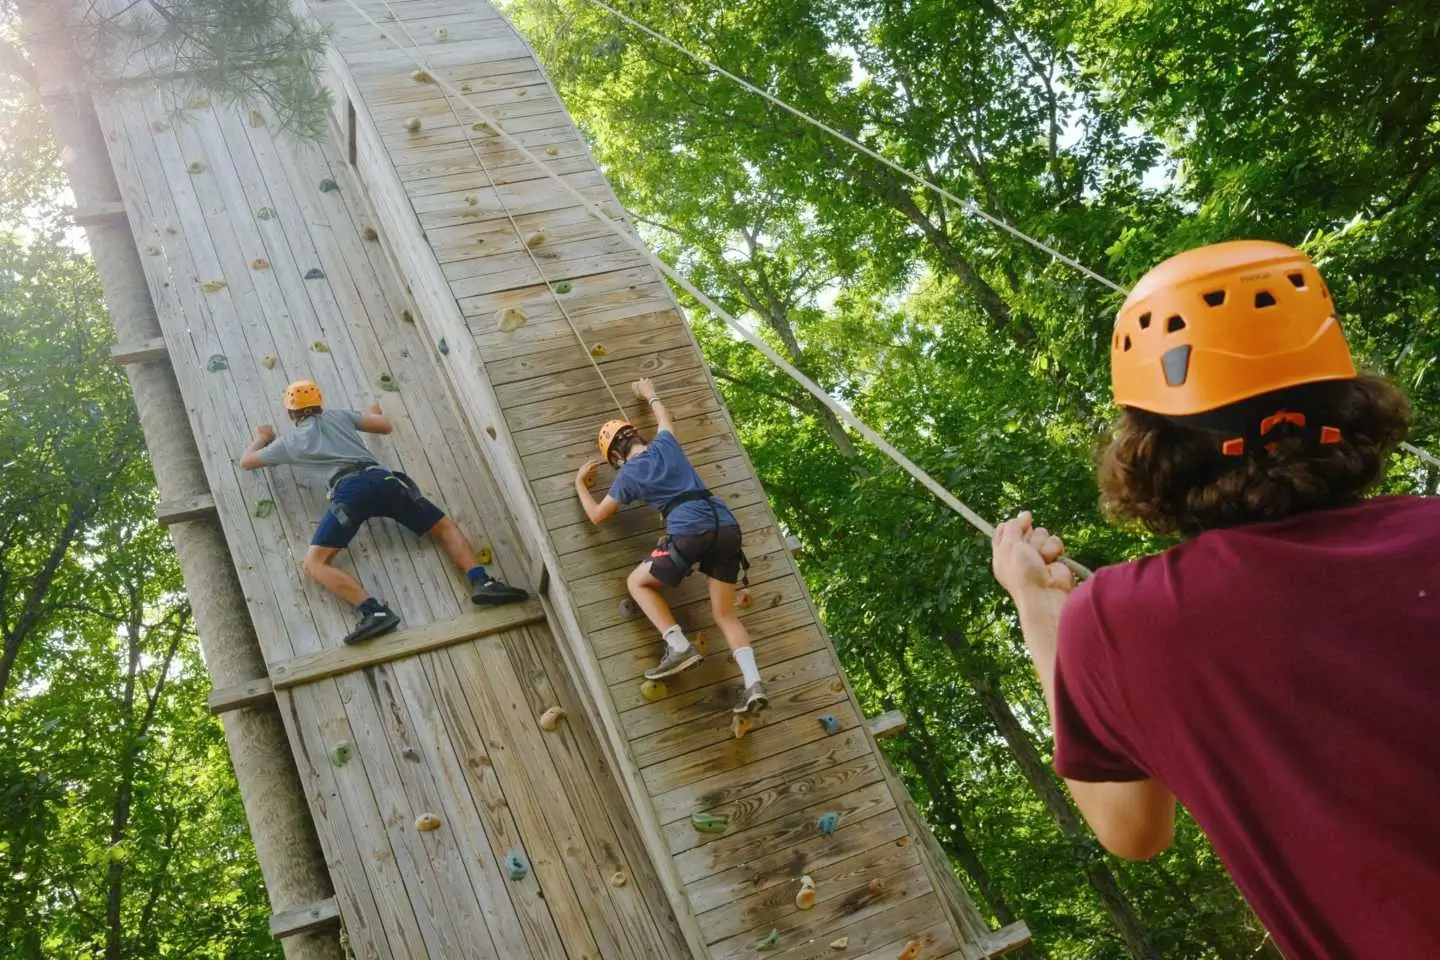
[1098, 376, 1412, 537]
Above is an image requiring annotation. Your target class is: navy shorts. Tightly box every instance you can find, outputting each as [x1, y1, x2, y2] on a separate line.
[311, 469, 446, 549]
[647, 524, 744, 587]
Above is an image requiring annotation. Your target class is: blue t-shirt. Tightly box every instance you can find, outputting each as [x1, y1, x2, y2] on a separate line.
[606, 430, 737, 536]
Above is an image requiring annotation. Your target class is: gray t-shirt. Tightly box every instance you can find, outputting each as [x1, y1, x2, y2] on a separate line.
[257, 409, 378, 479]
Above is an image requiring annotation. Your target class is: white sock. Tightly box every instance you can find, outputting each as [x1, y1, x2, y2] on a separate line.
[662, 624, 689, 653]
[733, 646, 760, 687]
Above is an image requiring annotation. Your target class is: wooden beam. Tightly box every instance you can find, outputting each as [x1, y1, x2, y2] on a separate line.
[267, 897, 340, 940]
[867, 709, 907, 739]
[981, 921, 1033, 957]
[207, 678, 275, 715]
[529, 552, 550, 595]
[72, 201, 128, 226]
[784, 533, 802, 555]
[269, 601, 547, 689]
[110, 336, 168, 365]
[155, 493, 217, 527]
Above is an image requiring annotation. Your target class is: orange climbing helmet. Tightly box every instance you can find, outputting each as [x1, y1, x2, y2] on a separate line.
[1111, 240, 1356, 417]
[283, 380, 323, 411]
[598, 419, 639, 467]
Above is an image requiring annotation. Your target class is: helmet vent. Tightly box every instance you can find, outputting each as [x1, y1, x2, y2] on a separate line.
[1287, 272, 1306, 289]
[1122, 335, 1132, 352]
[1137, 312, 1152, 330]
[1202, 290, 1226, 307]
[1254, 290, 1277, 308]
[1166, 314, 1186, 333]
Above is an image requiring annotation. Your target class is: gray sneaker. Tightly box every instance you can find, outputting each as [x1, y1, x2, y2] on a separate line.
[644, 643, 703, 680]
[733, 680, 769, 715]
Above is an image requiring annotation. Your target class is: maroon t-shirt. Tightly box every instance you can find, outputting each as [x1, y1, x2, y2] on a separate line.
[1054, 495, 1440, 958]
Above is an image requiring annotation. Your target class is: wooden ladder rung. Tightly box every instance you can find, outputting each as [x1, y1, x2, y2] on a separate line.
[866, 709, 907, 739]
[110, 336, 168, 365]
[72, 201, 128, 226]
[208, 678, 275, 715]
[155, 493, 217, 527]
[980, 921, 1033, 957]
[268, 897, 340, 940]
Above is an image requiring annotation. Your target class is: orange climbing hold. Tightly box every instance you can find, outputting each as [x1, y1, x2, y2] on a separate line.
[795, 875, 816, 910]
[896, 938, 924, 960]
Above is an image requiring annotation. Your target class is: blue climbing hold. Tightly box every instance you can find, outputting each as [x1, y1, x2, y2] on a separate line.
[817, 714, 840, 735]
[505, 851, 528, 881]
[816, 812, 840, 835]
[304, 267, 325, 280]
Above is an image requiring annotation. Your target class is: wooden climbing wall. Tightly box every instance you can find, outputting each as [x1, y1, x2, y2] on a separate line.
[299, 1, 1024, 958]
[92, 35, 689, 957]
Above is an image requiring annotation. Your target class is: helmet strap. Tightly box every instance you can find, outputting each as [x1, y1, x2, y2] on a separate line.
[1160, 381, 1347, 457]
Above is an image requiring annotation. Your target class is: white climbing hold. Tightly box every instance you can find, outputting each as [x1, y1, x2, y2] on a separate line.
[525, 230, 547, 248]
[261, 355, 277, 369]
[434, 27, 449, 41]
[405, 117, 422, 133]
[414, 813, 442, 832]
[829, 937, 849, 951]
[186, 161, 205, 173]
[539, 706, 566, 731]
[610, 870, 627, 888]
[495, 307, 527, 333]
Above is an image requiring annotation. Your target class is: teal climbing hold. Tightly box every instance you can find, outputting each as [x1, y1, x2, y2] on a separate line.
[319, 178, 339, 193]
[690, 812, 729, 835]
[304, 268, 325, 280]
[505, 851, 528, 881]
[377, 373, 398, 392]
[206, 354, 228, 372]
[818, 714, 840, 735]
[437, 338, 450, 356]
[817, 811, 840, 835]
[254, 499, 275, 519]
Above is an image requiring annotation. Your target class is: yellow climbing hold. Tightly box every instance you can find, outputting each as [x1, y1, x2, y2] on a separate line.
[495, 308, 528, 333]
[476, 546, 493, 565]
[639, 679, 667, 702]
[546, 144, 559, 157]
[460, 82, 472, 93]
[414, 813, 442, 832]
[525, 230, 547, 248]
[795, 875, 817, 910]
[200, 279, 227, 293]
[411, 69, 433, 84]
[405, 117, 422, 133]
[251, 258, 269, 270]
[590, 344, 608, 358]
[465, 194, 478, 206]
[311, 340, 330, 353]
[186, 161, 205, 173]
[610, 870, 627, 888]
[516, 88, 527, 97]
[434, 27, 449, 41]
[731, 713, 753, 739]
[539, 706, 566, 732]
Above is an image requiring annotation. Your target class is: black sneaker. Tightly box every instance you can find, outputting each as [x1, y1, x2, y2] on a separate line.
[344, 603, 401, 645]
[472, 577, 528, 605]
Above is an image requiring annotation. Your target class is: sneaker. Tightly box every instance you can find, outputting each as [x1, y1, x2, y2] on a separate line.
[733, 680, 769, 715]
[644, 642, 703, 680]
[472, 578, 529, 605]
[344, 603, 401, 646]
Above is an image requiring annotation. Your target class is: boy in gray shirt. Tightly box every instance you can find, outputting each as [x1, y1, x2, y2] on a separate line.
[241, 379, 526, 645]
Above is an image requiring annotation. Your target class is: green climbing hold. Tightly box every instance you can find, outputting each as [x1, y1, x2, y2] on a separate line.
[256, 207, 273, 221]
[254, 499, 275, 519]
[206, 354, 228, 372]
[330, 742, 352, 767]
[311, 340, 330, 353]
[755, 929, 781, 951]
[319, 178, 340, 193]
[505, 851, 528, 881]
[377, 373, 398, 392]
[816, 811, 840, 835]
[554, 281, 572, 294]
[690, 812, 729, 835]
[304, 268, 325, 280]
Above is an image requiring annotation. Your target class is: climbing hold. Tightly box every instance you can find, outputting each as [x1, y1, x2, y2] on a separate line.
[545, 144, 559, 157]
[362, 225, 379, 242]
[164, 224, 178, 234]
[755, 929, 781, 951]
[186, 95, 211, 109]
[150, 119, 170, 133]
[485, 425, 497, 439]
[731, 713, 753, 739]
[539, 706, 566, 731]
[404, 117, 422, 133]
[738, 588, 754, 608]
[689, 811, 729, 834]
[186, 160, 205, 174]
[817, 812, 840, 835]
[248, 108, 264, 127]
[251, 258, 270, 270]
[383, 8, 395, 19]
[414, 813, 442, 832]
[590, 344, 607, 358]
[524, 230, 547, 248]
[476, 546, 493, 565]
[640, 679, 668, 702]
[691, 631, 707, 654]
[377, 373, 399, 392]
[200, 279, 227, 293]
[830, 937, 849, 951]
[517, 88, 528, 97]
[319, 178, 339, 193]
[896, 836, 910, 848]
[818, 714, 840, 735]
[610, 870, 627, 888]
[437, 338, 450, 356]
[434, 27, 449, 41]
[411, 69, 434, 84]
[554, 281, 572, 294]
[869, 878, 886, 896]
[495, 307, 528, 333]
[330, 742, 352, 766]
[254, 499, 275, 519]
[401, 747, 420, 761]
[206, 353, 228, 371]
[830, 680, 845, 693]
[256, 207, 274, 221]
[795, 875, 817, 910]
[896, 939, 924, 960]
[460, 82, 472, 92]
[145, 245, 161, 256]
[311, 340, 330, 353]
[305, 268, 325, 280]
[505, 851, 528, 880]
[618, 597, 640, 618]
[399, 308, 414, 324]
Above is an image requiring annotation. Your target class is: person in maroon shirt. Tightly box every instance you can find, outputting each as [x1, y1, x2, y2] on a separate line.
[991, 240, 1440, 957]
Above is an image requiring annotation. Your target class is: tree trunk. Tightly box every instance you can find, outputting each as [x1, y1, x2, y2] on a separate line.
[0, 501, 89, 700]
[951, 641, 1159, 959]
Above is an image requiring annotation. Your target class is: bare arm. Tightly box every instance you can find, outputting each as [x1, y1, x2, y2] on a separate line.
[632, 377, 674, 434]
[239, 425, 276, 471]
[358, 402, 393, 435]
[574, 460, 622, 525]
[993, 514, 1177, 861]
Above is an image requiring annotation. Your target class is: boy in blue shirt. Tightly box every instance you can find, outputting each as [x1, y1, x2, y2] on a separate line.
[574, 378, 768, 714]
[241, 380, 527, 645]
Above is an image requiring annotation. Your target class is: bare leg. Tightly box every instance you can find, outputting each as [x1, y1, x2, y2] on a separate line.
[427, 516, 478, 573]
[707, 578, 751, 652]
[627, 562, 677, 633]
[302, 546, 368, 606]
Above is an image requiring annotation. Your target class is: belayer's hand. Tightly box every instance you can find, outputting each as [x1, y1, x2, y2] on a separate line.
[991, 511, 1073, 603]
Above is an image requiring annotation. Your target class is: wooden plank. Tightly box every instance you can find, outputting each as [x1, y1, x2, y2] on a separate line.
[207, 677, 274, 715]
[980, 922, 1033, 957]
[109, 336, 168, 365]
[269, 602, 545, 688]
[154, 493, 217, 526]
[868, 710, 908, 740]
[267, 897, 340, 939]
[72, 200, 128, 225]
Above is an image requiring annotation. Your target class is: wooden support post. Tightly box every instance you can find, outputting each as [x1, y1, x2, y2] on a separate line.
[980, 921, 1033, 957]
[110, 336, 169, 365]
[155, 493, 218, 526]
[208, 678, 276, 715]
[72, 200, 127, 225]
[529, 552, 550, 595]
[867, 709, 907, 739]
[269, 898, 341, 940]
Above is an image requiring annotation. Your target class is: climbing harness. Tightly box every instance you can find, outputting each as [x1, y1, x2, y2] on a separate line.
[657, 490, 750, 587]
